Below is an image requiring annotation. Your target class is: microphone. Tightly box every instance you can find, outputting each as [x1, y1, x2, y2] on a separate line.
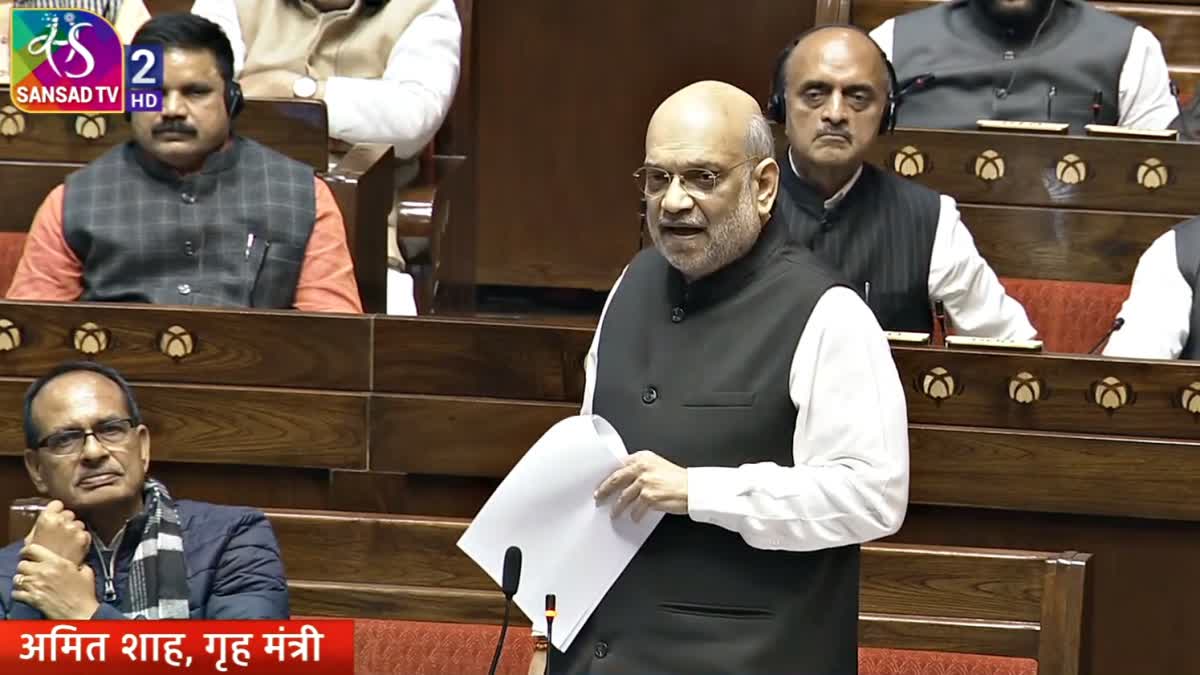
[1089, 317, 1125, 354]
[896, 72, 936, 98]
[487, 546, 522, 675]
[544, 594, 557, 675]
[934, 300, 949, 346]
[1091, 90, 1103, 125]
[1170, 80, 1192, 140]
[1046, 85, 1056, 121]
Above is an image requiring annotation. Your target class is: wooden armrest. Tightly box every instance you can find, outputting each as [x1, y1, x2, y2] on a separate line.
[395, 155, 466, 239]
[324, 142, 395, 314]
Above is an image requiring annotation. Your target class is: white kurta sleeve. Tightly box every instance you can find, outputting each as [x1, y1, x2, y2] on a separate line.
[928, 195, 1038, 340]
[686, 286, 910, 552]
[1103, 230, 1192, 360]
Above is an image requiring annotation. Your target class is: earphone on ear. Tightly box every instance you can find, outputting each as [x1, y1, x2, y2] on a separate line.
[766, 23, 902, 135]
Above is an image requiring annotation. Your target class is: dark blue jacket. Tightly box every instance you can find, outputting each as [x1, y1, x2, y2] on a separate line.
[0, 500, 289, 619]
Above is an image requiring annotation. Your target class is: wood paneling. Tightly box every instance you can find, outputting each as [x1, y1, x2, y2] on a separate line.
[0, 89, 329, 171]
[265, 509, 1085, 666]
[0, 162, 79, 233]
[330, 470, 495, 518]
[867, 128, 1200, 215]
[0, 302, 371, 390]
[959, 205, 1176, 283]
[369, 394, 574, 475]
[474, 0, 817, 290]
[894, 346, 1200, 439]
[893, 504, 1200, 675]
[373, 316, 591, 400]
[0, 380, 367, 469]
[910, 426, 1200, 520]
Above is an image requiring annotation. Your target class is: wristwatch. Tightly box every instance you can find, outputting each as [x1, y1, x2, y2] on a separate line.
[292, 76, 318, 99]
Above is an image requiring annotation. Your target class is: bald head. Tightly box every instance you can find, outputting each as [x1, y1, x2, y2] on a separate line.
[639, 81, 780, 282]
[786, 27, 889, 96]
[646, 81, 769, 161]
[778, 26, 891, 196]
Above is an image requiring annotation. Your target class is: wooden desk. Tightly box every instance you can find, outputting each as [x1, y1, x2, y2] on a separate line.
[861, 127, 1195, 284]
[0, 305, 1188, 674]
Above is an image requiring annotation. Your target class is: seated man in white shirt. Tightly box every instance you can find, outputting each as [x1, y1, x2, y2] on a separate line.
[769, 25, 1036, 339]
[868, 0, 1178, 132]
[1103, 217, 1200, 360]
[191, 0, 462, 314]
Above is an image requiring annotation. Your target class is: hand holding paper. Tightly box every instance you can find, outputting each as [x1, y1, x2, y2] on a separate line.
[457, 415, 664, 652]
[594, 450, 688, 521]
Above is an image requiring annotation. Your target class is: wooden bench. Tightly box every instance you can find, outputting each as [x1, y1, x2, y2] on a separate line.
[6, 503, 1090, 674]
[816, 0, 1200, 97]
[0, 91, 393, 312]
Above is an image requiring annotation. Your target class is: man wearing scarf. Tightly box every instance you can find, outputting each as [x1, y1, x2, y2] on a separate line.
[0, 361, 288, 620]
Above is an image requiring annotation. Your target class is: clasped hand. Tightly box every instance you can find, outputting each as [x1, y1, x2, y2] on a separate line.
[11, 501, 99, 620]
[594, 450, 688, 521]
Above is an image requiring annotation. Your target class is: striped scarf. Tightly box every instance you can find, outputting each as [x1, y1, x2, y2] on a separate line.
[14, 1, 120, 22]
[121, 479, 190, 619]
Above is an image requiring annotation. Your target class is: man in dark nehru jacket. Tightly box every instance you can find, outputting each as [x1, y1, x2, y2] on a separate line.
[870, 0, 1178, 131]
[770, 25, 1036, 338]
[530, 80, 910, 675]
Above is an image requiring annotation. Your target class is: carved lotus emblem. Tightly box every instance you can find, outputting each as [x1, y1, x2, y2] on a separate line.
[1136, 158, 1168, 190]
[74, 114, 107, 140]
[919, 366, 960, 403]
[1055, 153, 1087, 185]
[892, 145, 927, 177]
[1179, 382, 1200, 416]
[1008, 371, 1045, 404]
[157, 325, 195, 360]
[0, 105, 26, 137]
[1090, 376, 1133, 412]
[974, 149, 1005, 181]
[72, 322, 110, 355]
[0, 319, 22, 352]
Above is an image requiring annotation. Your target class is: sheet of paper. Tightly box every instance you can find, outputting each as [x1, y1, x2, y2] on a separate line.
[457, 414, 664, 651]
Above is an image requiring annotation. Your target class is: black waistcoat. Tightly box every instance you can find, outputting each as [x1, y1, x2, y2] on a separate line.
[554, 218, 859, 674]
[892, 0, 1132, 131]
[776, 158, 940, 332]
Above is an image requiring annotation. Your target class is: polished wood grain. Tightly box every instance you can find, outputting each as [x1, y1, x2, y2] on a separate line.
[324, 144, 394, 314]
[910, 425, 1200, 521]
[473, 0, 816, 290]
[259, 509, 1086, 668]
[0, 162, 79, 233]
[894, 346, 1200, 439]
[369, 394, 574, 475]
[893, 504, 1200, 675]
[291, 582, 514, 624]
[0, 301, 371, 389]
[0, 379, 366, 469]
[330, 470, 495, 517]
[373, 316, 591, 400]
[866, 128, 1200, 215]
[858, 615, 1038, 658]
[0, 89, 329, 171]
[959, 205, 1176, 283]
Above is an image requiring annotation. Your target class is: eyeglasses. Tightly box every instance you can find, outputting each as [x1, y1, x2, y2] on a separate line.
[633, 157, 761, 198]
[36, 418, 137, 456]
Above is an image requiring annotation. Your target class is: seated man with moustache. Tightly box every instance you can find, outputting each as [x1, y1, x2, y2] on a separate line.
[0, 362, 288, 620]
[6, 13, 363, 313]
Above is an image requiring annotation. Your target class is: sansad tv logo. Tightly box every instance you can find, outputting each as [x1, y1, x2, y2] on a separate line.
[9, 8, 162, 114]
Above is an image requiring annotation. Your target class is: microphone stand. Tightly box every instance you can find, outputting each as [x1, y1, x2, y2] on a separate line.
[544, 594, 557, 675]
[488, 595, 513, 675]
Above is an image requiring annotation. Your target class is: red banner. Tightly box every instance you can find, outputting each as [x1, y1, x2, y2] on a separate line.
[0, 620, 355, 673]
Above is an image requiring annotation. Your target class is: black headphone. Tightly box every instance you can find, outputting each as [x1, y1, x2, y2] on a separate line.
[124, 79, 244, 121]
[766, 23, 902, 135]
